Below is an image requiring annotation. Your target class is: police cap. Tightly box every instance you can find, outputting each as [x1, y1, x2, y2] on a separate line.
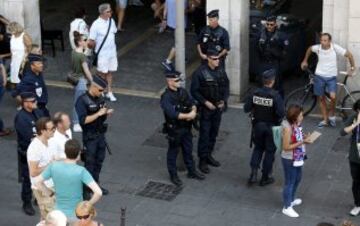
[207, 9, 219, 18]
[266, 15, 277, 22]
[165, 70, 181, 79]
[92, 75, 108, 89]
[28, 53, 43, 63]
[262, 69, 276, 80]
[20, 92, 36, 100]
[206, 48, 219, 57]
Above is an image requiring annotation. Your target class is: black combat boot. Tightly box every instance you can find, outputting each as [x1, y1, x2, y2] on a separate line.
[247, 168, 258, 185]
[207, 155, 221, 167]
[259, 175, 275, 186]
[198, 159, 210, 174]
[187, 170, 205, 180]
[170, 175, 183, 187]
[22, 201, 35, 216]
[100, 186, 109, 195]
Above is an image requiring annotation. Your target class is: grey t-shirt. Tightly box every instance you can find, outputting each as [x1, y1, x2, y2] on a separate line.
[281, 120, 293, 160]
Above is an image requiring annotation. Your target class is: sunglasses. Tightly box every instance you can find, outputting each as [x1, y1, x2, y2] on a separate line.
[266, 23, 276, 27]
[98, 88, 104, 92]
[76, 214, 90, 220]
[209, 57, 220, 61]
[174, 78, 181, 82]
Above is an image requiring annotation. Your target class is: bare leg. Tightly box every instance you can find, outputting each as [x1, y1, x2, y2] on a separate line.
[318, 96, 328, 122]
[117, 6, 126, 30]
[106, 72, 113, 93]
[328, 92, 336, 117]
[167, 47, 176, 62]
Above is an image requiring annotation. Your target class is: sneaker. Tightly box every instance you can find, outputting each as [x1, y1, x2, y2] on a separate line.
[291, 198, 302, 207]
[282, 207, 299, 218]
[329, 116, 336, 127]
[350, 206, 360, 216]
[73, 124, 82, 132]
[317, 120, 328, 128]
[106, 92, 117, 102]
[161, 60, 174, 71]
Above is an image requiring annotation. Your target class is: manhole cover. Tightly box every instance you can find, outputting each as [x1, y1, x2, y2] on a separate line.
[136, 181, 182, 201]
[332, 136, 349, 152]
[142, 126, 229, 150]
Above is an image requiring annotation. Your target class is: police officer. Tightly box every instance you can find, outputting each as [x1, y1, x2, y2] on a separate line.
[14, 53, 50, 117]
[75, 75, 113, 196]
[258, 15, 289, 97]
[244, 69, 285, 186]
[191, 48, 230, 174]
[14, 92, 42, 215]
[160, 70, 205, 186]
[197, 9, 230, 68]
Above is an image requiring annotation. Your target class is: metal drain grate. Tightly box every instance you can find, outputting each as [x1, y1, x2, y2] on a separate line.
[136, 180, 182, 201]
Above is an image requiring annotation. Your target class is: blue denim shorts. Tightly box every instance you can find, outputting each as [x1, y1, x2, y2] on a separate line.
[313, 75, 337, 96]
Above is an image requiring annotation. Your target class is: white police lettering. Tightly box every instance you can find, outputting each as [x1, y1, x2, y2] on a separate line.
[35, 87, 42, 97]
[253, 96, 273, 107]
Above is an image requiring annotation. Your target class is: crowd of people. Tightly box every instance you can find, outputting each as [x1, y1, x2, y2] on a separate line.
[0, 0, 358, 225]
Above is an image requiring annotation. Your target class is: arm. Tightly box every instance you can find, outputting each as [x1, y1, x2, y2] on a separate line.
[344, 50, 356, 70]
[160, 95, 196, 121]
[190, 70, 206, 105]
[0, 63, 6, 87]
[301, 46, 313, 70]
[218, 30, 230, 58]
[243, 93, 253, 113]
[28, 160, 46, 177]
[341, 114, 358, 136]
[23, 33, 32, 54]
[282, 126, 303, 151]
[35, 175, 53, 196]
[81, 61, 93, 81]
[87, 181, 102, 205]
[197, 44, 207, 60]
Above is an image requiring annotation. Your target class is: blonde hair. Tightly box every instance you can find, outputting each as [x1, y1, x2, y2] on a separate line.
[45, 210, 67, 226]
[8, 22, 24, 35]
[75, 201, 97, 218]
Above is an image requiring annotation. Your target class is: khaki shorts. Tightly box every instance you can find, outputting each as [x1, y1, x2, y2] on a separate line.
[33, 189, 55, 220]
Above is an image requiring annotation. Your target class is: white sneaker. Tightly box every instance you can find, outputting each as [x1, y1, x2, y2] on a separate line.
[106, 92, 117, 102]
[282, 207, 299, 218]
[73, 124, 82, 132]
[291, 199, 302, 207]
[350, 206, 360, 216]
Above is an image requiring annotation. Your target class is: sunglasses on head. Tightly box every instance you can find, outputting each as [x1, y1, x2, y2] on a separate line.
[76, 214, 90, 220]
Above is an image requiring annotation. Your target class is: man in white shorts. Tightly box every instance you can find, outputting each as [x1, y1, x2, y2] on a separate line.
[301, 33, 355, 127]
[88, 3, 118, 102]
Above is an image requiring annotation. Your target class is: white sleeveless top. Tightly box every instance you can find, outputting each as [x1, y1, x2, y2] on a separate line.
[10, 32, 26, 83]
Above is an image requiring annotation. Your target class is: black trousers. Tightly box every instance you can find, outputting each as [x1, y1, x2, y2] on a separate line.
[350, 161, 360, 206]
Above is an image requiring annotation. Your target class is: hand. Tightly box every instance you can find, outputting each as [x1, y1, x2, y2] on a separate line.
[97, 108, 108, 117]
[188, 110, 197, 120]
[205, 101, 216, 110]
[200, 53, 207, 60]
[106, 108, 114, 115]
[348, 67, 356, 76]
[300, 61, 308, 70]
[217, 100, 225, 110]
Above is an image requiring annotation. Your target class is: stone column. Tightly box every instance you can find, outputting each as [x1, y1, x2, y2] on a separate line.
[207, 0, 249, 100]
[0, 0, 41, 45]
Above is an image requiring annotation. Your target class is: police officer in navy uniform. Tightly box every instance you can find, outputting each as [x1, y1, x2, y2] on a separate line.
[197, 9, 230, 68]
[244, 69, 285, 186]
[191, 48, 230, 174]
[14, 53, 50, 117]
[75, 75, 113, 196]
[258, 15, 289, 97]
[160, 70, 205, 186]
[14, 92, 42, 215]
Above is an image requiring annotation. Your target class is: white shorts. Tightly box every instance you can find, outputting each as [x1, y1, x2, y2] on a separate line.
[117, 0, 128, 8]
[97, 55, 118, 73]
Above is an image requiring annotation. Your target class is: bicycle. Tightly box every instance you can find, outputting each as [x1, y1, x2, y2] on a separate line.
[284, 68, 360, 119]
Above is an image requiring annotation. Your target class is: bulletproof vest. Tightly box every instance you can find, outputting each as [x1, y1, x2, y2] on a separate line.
[259, 28, 282, 59]
[163, 88, 192, 129]
[201, 26, 224, 52]
[252, 89, 278, 123]
[199, 67, 227, 104]
[82, 93, 107, 131]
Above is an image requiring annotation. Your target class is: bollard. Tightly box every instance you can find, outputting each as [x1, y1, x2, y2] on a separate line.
[120, 207, 126, 226]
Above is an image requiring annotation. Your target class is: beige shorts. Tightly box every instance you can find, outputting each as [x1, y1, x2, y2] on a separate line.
[33, 189, 55, 220]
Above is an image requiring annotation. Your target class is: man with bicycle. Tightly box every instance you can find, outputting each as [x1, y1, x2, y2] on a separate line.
[301, 33, 355, 127]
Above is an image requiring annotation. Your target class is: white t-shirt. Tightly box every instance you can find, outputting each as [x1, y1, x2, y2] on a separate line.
[89, 17, 117, 58]
[48, 129, 72, 160]
[69, 18, 89, 50]
[27, 137, 54, 189]
[311, 43, 347, 77]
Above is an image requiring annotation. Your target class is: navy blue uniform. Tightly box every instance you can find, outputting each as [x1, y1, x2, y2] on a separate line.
[197, 25, 230, 67]
[258, 28, 289, 97]
[160, 87, 196, 177]
[191, 64, 229, 161]
[14, 108, 41, 204]
[15, 70, 49, 117]
[75, 92, 107, 183]
[244, 86, 285, 179]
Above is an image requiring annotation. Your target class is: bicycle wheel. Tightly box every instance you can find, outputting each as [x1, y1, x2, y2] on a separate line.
[341, 91, 360, 120]
[285, 85, 317, 116]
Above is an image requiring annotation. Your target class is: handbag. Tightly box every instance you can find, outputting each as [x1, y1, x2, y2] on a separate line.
[92, 19, 112, 66]
[66, 72, 79, 86]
